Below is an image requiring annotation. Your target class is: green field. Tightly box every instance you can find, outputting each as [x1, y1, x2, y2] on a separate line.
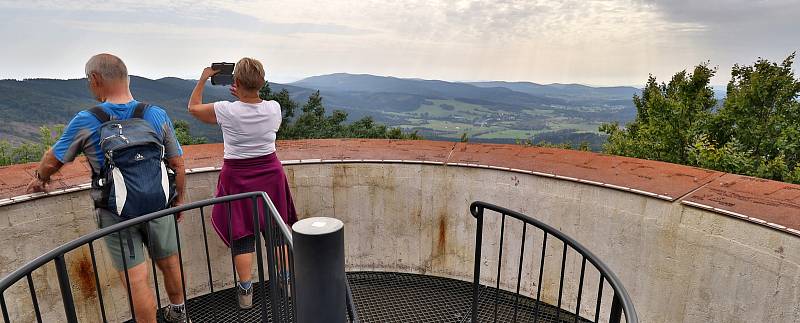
[391, 99, 608, 141]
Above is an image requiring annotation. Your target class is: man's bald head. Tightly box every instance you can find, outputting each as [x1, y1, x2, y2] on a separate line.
[85, 54, 128, 82]
[85, 54, 133, 102]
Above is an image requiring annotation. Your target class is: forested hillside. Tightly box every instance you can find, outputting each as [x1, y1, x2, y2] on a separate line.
[1, 74, 640, 148]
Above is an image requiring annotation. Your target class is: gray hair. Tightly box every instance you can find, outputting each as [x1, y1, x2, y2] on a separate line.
[85, 54, 128, 81]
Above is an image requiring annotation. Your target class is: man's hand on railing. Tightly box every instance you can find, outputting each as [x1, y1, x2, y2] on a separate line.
[25, 177, 48, 194]
[173, 198, 185, 222]
[26, 149, 63, 194]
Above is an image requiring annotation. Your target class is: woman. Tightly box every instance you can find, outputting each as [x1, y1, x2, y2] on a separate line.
[188, 57, 298, 309]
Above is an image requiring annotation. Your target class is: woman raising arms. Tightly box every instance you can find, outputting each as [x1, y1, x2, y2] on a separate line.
[188, 57, 298, 309]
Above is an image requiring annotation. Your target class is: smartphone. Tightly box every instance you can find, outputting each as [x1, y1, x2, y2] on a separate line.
[210, 62, 235, 86]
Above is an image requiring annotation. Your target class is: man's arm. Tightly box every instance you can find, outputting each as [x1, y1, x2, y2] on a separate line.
[167, 155, 186, 213]
[25, 111, 90, 194]
[26, 148, 64, 193]
[154, 105, 187, 220]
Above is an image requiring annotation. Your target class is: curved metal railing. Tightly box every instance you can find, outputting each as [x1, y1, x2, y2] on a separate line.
[0, 192, 358, 323]
[469, 201, 638, 323]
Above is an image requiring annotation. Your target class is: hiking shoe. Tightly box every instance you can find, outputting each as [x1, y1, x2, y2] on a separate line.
[163, 304, 191, 323]
[239, 284, 254, 309]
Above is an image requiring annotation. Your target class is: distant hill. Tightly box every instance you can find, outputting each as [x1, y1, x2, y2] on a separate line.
[292, 73, 566, 110]
[467, 81, 640, 103]
[0, 76, 303, 142]
[290, 73, 640, 149]
[1, 73, 640, 149]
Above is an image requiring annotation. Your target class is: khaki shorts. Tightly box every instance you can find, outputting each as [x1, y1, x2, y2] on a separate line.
[96, 208, 179, 271]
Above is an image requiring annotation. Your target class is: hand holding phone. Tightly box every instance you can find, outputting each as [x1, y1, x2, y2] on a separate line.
[210, 62, 235, 86]
[201, 67, 219, 79]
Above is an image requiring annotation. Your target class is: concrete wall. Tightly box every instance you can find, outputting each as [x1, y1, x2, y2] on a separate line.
[1, 163, 799, 322]
[0, 171, 232, 322]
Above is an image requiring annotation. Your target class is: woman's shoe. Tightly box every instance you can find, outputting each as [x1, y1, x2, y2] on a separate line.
[239, 284, 254, 309]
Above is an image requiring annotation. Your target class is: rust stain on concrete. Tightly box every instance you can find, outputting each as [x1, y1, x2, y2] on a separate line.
[70, 248, 97, 299]
[437, 215, 447, 255]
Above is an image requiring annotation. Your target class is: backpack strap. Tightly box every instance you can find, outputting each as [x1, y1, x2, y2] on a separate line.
[132, 102, 150, 119]
[89, 102, 150, 122]
[88, 105, 111, 123]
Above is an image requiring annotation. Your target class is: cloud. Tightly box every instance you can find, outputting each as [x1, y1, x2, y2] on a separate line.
[0, 0, 795, 84]
[0, 1, 370, 37]
[645, 0, 799, 62]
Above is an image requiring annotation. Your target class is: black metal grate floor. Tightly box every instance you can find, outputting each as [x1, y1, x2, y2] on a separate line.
[348, 272, 591, 323]
[157, 271, 589, 322]
[154, 281, 292, 323]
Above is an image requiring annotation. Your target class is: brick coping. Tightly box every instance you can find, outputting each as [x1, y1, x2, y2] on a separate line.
[1, 139, 798, 237]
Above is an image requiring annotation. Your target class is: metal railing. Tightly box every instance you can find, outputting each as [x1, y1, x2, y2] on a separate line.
[469, 201, 638, 323]
[0, 192, 358, 323]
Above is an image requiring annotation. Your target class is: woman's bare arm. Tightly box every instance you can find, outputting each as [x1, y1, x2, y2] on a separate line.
[188, 67, 219, 124]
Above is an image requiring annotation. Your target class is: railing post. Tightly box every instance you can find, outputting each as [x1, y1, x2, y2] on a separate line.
[293, 217, 346, 323]
[54, 255, 78, 323]
[471, 206, 484, 323]
[251, 197, 269, 322]
[610, 292, 623, 323]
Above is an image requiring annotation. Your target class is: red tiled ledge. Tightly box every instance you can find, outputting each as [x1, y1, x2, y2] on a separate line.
[1, 139, 798, 237]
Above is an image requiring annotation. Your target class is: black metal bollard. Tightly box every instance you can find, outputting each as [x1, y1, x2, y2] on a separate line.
[293, 217, 346, 323]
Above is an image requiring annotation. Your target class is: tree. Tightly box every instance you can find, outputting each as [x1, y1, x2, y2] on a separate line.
[259, 82, 297, 135]
[260, 84, 421, 141]
[174, 120, 208, 145]
[0, 125, 64, 166]
[701, 53, 800, 182]
[602, 53, 800, 184]
[601, 63, 717, 164]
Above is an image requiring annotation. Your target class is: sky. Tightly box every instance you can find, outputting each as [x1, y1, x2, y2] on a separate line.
[0, 0, 797, 86]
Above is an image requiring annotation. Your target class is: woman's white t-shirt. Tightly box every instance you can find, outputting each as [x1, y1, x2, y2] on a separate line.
[213, 100, 281, 159]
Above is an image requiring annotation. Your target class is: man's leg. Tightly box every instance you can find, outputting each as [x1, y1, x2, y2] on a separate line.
[156, 254, 185, 304]
[98, 209, 157, 323]
[147, 215, 191, 322]
[118, 262, 157, 323]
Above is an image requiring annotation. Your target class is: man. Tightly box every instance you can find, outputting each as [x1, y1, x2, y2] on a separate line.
[26, 54, 189, 323]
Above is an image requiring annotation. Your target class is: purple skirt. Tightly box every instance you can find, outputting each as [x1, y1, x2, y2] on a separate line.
[211, 153, 298, 247]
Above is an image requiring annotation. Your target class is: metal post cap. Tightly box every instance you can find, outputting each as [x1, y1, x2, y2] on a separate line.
[292, 217, 344, 235]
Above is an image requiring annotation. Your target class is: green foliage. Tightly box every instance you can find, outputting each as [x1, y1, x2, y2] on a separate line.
[687, 135, 752, 173]
[259, 84, 422, 140]
[260, 83, 297, 134]
[0, 125, 64, 166]
[1, 121, 206, 165]
[601, 63, 717, 164]
[603, 53, 800, 183]
[515, 138, 591, 151]
[174, 120, 208, 146]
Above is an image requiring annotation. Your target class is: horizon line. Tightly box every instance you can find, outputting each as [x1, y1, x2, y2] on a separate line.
[0, 74, 685, 89]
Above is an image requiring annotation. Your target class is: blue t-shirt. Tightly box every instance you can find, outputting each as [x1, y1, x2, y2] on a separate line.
[52, 100, 183, 175]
